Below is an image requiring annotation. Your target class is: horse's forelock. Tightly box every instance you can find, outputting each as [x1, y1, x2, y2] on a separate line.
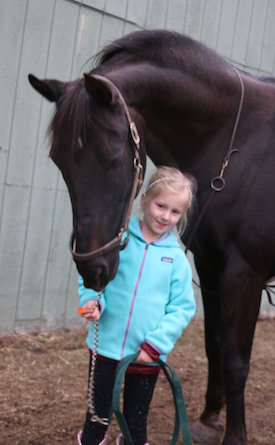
[48, 82, 87, 156]
[48, 80, 126, 161]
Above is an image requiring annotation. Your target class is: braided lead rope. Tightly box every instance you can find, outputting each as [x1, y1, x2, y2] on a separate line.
[87, 293, 109, 426]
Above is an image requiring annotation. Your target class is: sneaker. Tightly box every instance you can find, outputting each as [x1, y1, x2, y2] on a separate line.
[77, 431, 82, 445]
[116, 433, 123, 445]
[77, 430, 109, 445]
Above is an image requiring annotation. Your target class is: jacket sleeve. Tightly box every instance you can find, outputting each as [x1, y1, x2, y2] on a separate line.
[78, 276, 106, 313]
[144, 252, 196, 357]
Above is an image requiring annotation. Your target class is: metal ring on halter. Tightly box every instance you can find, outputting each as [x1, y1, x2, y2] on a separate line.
[119, 228, 129, 250]
[211, 176, 226, 191]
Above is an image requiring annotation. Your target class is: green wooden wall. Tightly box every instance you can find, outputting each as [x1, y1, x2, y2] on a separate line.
[1, 0, 275, 333]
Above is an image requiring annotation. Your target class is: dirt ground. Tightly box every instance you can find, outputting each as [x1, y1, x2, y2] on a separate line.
[0, 319, 274, 445]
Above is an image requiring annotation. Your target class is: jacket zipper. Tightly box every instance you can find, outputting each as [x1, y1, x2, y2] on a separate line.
[120, 243, 149, 358]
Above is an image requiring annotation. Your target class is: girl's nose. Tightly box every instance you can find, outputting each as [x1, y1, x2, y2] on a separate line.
[162, 210, 170, 221]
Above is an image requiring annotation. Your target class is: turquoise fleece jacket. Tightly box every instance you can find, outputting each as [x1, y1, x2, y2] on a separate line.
[78, 217, 196, 361]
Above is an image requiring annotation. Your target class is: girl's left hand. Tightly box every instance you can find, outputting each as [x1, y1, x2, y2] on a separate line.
[136, 347, 154, 363]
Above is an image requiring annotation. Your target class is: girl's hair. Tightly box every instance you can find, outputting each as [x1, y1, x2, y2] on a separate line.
[142, 166, 197, 237]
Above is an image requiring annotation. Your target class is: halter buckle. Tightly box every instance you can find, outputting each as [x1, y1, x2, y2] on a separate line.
[130, 121, 140, 146]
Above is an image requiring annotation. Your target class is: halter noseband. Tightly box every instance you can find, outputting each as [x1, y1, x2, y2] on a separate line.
[70, 74, 143, 263]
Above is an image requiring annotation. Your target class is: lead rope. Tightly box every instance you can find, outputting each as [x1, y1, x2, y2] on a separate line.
[87, 292, 109, 426]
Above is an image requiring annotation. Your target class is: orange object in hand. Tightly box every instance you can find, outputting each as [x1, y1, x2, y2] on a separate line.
[78, 306, 92, 315]
[78, 302, 98, 316]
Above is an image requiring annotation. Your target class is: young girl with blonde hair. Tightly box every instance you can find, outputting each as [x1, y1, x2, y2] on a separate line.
[77, 166, 197, 445]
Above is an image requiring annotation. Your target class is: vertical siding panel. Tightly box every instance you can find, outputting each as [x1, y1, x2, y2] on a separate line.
[261, 0, 275, 74]
[105, 0, 127, 17]
[100, 15, 125, 46]
[16, 0, 80, 331]
[14, 188, 57, 332]
[231, 0, 254, 65]
[260, 0, 275, 75]
[0, 0, 55, 332]
[123, 22, 142, 34]
[40, 186, 75, 330]
[0, 2, 27, 307]
[216, 0, 239, 59]
[126, 0, 148, 28]
[46, 0, 80, 79]
[6, 0, 55, 187]
[72, 9, 104, 77]
[64, 263, 81, 330]
[146, 0, 168, 28]
[183, 0, 205, 40]
[0, 0, 27, 207]
[201, 0, 223, 49]
[166, 0, 188, 33]
[83, 0, 106, 9]
[0, 187, 30, 331]
[245, 0, 268, 72]
[0, 153, 8, 222]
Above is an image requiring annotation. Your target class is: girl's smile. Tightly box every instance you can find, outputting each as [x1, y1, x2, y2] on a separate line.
[141, 190, 188, 243]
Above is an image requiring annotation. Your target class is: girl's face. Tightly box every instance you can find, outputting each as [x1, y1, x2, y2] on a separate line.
[141, 189, 188, 242]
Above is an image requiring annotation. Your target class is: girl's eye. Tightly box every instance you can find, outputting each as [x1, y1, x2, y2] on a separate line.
[157, 203, 164, 209]
[172, 209, 180, 215]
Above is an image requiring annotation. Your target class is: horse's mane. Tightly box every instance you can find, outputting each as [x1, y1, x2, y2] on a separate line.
[97, 30, 184, 64]
[95, 29, 222, 71]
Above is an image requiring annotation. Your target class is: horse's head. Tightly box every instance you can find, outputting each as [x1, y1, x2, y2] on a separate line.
[28, 73, 144, 291]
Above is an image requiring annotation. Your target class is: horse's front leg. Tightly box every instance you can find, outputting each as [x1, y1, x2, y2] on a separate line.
[190, 259, 226, 444]
[220, 263, 262, 445]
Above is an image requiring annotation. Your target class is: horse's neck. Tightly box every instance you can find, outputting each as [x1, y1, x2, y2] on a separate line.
[111, 65, 235, 173]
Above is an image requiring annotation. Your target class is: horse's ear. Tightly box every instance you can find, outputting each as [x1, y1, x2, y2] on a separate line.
[28, 74, 65, 102]
[84, 73, 115, 104]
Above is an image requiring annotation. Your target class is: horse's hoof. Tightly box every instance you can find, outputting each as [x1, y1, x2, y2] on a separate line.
[190, 419, 224, 445]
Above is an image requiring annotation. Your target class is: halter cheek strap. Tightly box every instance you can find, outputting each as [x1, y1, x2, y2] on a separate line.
[70, 75, 143, 262]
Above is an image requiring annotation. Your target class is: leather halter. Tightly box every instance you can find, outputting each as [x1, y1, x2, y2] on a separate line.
[70, 74, 143, 262]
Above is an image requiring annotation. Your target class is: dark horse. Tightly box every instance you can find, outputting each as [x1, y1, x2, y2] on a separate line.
[28, 30, 275, 445]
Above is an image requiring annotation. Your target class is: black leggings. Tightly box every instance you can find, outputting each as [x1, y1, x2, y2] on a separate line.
[81, 356, 159, 445]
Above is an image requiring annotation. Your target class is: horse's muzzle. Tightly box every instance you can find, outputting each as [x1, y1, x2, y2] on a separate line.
[76, 257, 118, 291]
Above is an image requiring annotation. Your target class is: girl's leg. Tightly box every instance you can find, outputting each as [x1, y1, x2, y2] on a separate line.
[81, 357, 117, 445]
[123, 372, 159, 445]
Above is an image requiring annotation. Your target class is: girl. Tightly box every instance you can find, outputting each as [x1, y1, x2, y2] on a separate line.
[77, 166, 197, 445]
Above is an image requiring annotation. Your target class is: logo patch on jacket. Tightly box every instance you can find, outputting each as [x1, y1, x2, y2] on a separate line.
[161, 256, 173, 263]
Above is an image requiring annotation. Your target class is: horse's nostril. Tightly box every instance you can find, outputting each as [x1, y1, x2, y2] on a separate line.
[76, 261, 110, 291]
[93, 266, 107, 284]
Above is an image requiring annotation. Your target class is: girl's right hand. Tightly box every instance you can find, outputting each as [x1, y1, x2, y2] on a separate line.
[78, 301, 100, 321]
[136, 347, 154, 364]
